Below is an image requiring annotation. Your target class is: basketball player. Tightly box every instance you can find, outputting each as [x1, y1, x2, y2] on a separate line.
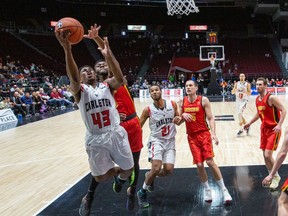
[262, 128, 288, 216]
[175, 80, 232, 204]
[136, 85, 179, 208]
[79, 24, 142, 215]
[231, 73, 251, 136]
[244, 77, 286, 190]
[55, 26, 134, 207]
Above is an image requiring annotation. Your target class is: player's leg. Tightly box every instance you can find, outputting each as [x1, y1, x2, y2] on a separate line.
[128, 151, 141, 194]
[188, 134, 212, 202]
[279, 180, 288, 216]
[262, 130, 281, 190]
[79, 174, 99, 216]
[110, 126, 134, 193]
[137, 141, 163, 208]
[137, 159, 162, 208]
[206, 158, 232, 204]
[157, 139, 176, 177]
[126, 151, 141, 210]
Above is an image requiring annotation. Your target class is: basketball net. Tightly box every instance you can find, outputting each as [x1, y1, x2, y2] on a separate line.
[166, 0, 199, 16]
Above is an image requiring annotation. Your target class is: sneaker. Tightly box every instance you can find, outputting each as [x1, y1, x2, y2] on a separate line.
[79, 195, 93, 216]
[237, 130, 243, 136]
[245, 127, 250, 135]
[270, 176, 281, 190]
[126, 187, 136, 211]
[223, 188, 232, 204]
[113, 176, 123, 193]
[137, 190, 149, 208]
[145, 172, 154, 192]
[204, 189, 212, 202]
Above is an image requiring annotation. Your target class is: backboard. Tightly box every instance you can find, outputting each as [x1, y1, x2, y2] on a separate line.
[199, 45, 225, 61]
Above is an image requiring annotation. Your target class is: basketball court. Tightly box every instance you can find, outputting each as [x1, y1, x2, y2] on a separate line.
[1, 95, 288, 216]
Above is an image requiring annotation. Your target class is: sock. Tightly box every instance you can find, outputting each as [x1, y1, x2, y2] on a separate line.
[217, 179, 226, 191]
[275, 171, 280, 177]
[87, 176, 98, 200]
[142, 182, 150, 190]
[202, 181, 210, 190]
[118, 175, 127, 184]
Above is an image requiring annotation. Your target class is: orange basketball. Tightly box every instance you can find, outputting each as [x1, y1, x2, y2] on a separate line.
[55, 17, 84, 45]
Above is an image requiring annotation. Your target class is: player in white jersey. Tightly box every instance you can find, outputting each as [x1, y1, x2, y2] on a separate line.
[136, 85, 180, 208]
[232, 73, 251, 136]
[55, 26, 133, 195]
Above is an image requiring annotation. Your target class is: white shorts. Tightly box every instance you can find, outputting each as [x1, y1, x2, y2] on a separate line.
[236, 99, 248, 114]
[85, 126, 134, 176]
[147, 137, 176, 164]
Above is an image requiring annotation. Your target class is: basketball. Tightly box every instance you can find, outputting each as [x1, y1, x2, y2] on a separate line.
[55, 17, 84, 45]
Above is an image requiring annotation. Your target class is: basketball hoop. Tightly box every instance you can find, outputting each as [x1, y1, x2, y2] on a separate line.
[166, 0, 199, 16]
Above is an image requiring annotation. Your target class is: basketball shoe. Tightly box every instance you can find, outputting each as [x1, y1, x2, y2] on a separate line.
[113, 176, 124, 193]
[79, 194, 93, 216]
[223, 188, 232, 204]
[270, 176, 281, 190]
[145, 171, 154, 192]
[137, 190, 149, 208]
[237, 130, 243, 136]
[204, 189, 212, 202]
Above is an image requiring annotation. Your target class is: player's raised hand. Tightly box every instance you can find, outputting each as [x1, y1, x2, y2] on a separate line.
[55, 29, 71, 50]
[83, 23, 101, 39]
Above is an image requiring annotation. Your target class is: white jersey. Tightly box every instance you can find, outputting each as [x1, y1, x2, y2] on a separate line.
[235, 81, 249, 101]
[148, 100, 177, 141]
[78, 82, 120, 134]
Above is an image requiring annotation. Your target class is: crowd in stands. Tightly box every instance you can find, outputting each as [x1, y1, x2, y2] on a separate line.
[0, 58, 75, 117]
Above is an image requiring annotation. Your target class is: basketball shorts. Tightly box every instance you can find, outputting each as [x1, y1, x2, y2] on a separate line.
[236, 99, 248, 114]
[260, 126, 281, 151]
[120, 116, 143, 153]
[188, 130, 215, 164]
[85, 126, 134, 176]
[281, 178, 288, 195]
[147, 137, 176, 164]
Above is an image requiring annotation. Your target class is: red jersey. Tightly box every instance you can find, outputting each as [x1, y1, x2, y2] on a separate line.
[114, 85, 135, 116]
[256, 93, 280, 127]
[182, 96, 209, 134]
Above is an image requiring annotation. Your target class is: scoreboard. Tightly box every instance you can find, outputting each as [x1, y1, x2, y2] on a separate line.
[206, 32, 218, 44]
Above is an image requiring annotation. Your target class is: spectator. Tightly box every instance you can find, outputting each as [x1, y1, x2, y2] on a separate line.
[21, 92, 35, 116]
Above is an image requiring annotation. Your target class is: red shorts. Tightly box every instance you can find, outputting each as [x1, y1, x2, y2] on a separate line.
[281, 178, 288, 195]
[188, 130, 214, 164]
[260, 126, 281, 151]
[120, 116, 143, 153]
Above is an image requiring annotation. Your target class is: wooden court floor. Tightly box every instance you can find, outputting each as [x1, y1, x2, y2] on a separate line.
[1, 95, 288, 216]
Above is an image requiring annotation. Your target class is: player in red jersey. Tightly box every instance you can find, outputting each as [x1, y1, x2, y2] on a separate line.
[244, 77, 286, 190]
[79, 24, 143, 215]
[175, 80, 232, 204]
[263, 128, 288, 216]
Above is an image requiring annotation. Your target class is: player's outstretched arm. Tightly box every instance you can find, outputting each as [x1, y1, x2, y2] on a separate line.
[55, 30, 81, 103]
[99, 37, 123, 90]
